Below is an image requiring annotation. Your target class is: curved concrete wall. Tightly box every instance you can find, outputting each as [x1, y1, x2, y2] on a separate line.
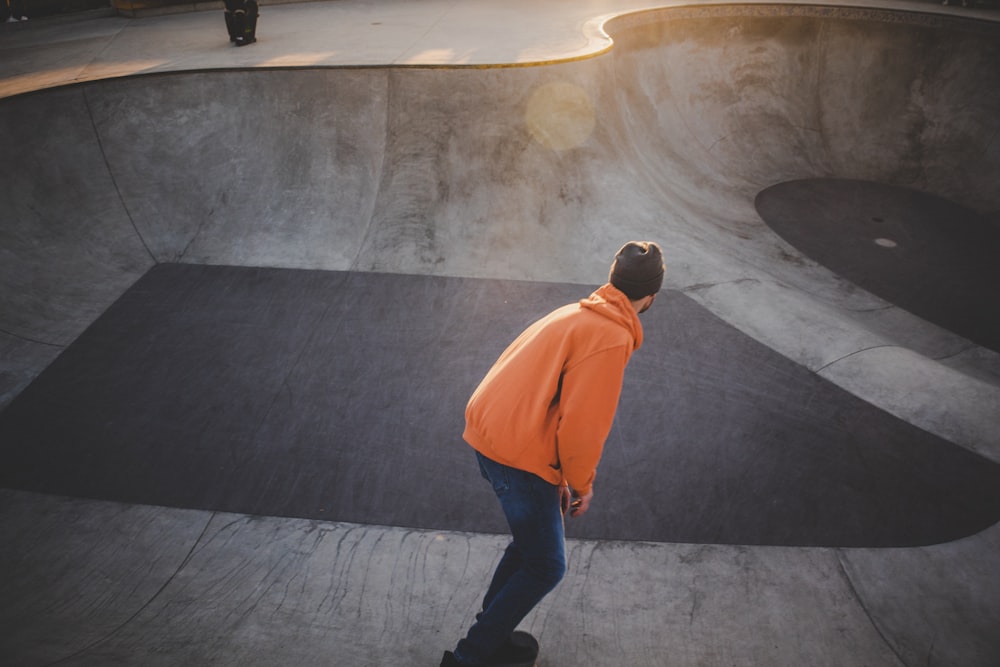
[2, 6, 999, 454]
[603, 7, 1000, 456]
[609, 6, 1000, 305]
[609, 7, 1000, 212]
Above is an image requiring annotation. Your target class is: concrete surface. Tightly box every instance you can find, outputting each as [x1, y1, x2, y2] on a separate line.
[2, 1, 1000, 665]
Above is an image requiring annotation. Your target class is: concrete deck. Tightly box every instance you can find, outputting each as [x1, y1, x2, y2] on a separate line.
[2, 1, 999, 665]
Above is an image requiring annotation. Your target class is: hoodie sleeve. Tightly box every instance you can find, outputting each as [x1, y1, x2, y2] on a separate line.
[554, 344, 631, 495]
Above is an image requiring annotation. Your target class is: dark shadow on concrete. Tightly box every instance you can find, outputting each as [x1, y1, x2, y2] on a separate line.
[2, 263, 999, 547]
[757, 179, 1000, 353]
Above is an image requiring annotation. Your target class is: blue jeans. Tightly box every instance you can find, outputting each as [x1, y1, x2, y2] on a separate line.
[455, 452, 567, 665]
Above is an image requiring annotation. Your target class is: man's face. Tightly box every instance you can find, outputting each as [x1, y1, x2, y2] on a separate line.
[638, 293, 656, 314]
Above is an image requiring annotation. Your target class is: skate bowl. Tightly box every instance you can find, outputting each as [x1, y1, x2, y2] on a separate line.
[2, 5, 1000, 548]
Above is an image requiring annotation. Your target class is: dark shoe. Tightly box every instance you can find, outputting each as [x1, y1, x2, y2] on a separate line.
[234, 35, 256, 47]
[489, 631, 538, 665]
[442, 631, 538, 667]
[441, 651, 476, 666]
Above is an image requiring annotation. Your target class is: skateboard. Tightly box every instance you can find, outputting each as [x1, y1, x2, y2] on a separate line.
[493, 630, 539, 667]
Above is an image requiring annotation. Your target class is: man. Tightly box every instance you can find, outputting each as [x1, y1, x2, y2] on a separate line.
[223, 0, 258, 46]
[442, 241, 665, 666]
[3, 0, 27, 22]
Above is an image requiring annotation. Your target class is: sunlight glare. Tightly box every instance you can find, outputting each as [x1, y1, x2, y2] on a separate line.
[525, 81, 595, 151]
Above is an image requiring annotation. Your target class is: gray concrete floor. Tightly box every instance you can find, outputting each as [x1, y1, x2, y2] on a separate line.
[2, 1, 1000, 665]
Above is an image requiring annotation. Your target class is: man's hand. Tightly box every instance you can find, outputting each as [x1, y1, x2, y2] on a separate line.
[563, 488, 593, 518]
[560, 486, 573, 515]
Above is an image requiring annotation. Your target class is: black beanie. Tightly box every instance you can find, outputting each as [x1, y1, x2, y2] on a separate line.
[609, 241, 665, 300]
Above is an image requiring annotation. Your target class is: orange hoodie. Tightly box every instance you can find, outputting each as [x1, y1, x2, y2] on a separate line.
[463, 283, 643, 496]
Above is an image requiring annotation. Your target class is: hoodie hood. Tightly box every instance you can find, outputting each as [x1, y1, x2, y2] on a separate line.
[579, 283, 643, 350]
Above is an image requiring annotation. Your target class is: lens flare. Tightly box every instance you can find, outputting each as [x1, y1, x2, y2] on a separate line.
[525, 81, 595, 151]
